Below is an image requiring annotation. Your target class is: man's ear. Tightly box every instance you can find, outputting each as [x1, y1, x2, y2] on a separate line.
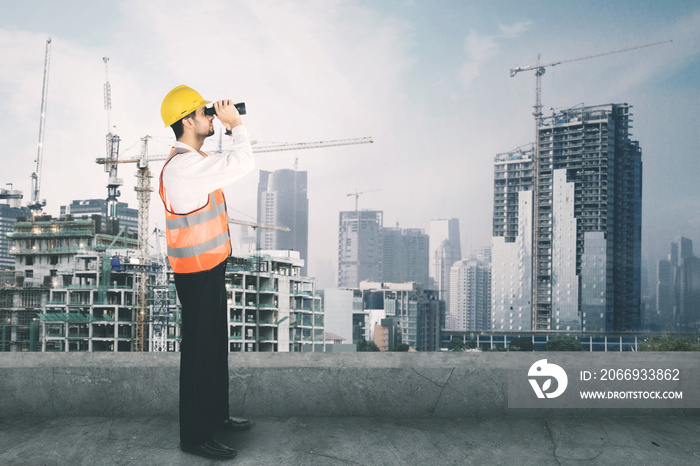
[181, 116, 195, 131]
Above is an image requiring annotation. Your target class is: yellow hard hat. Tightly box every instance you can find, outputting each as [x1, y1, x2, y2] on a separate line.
[161, 85, 211, 127]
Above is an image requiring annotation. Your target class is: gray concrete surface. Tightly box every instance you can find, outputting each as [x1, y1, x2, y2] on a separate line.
[0, 415, 699, 465]
[2, 352, 698, 418]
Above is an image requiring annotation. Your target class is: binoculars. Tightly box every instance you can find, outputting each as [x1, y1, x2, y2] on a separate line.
[204, 102, 246, 116]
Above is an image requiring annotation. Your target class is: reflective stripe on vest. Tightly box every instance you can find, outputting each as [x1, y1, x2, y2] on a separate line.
[159, 147, 231, 273]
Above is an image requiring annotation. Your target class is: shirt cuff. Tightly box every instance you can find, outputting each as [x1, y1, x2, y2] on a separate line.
[229, 125, 248, 138]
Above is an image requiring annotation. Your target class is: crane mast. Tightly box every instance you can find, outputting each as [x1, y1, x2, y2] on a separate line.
[103, 57, 122, 231]
[510, 40, 671, 331]
[134, 136, 152, 351]
[28, 38, 52, 212]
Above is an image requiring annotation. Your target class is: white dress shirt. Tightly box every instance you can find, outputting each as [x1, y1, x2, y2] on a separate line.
[160, 125, 255, 214]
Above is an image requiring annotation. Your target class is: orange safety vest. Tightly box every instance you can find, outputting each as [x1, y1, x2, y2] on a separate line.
[158, 147, 231, 273]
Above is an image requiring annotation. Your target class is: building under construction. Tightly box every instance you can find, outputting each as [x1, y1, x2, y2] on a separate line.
[492, 103, 642, 333]
[1, 213, 325, 352]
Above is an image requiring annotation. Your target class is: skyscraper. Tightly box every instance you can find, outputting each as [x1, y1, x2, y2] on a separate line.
[670, 237, 693, 323]
[429, 219, 461, 313]
[257, 169, 309, 274]
[449, 254, 491, 331]
[656, 258, 673, 326]
[492, 146, 533, 331]
[492, 103, 643, 333]
[678, 255, 700, 330]
[381, 227, 429, 287]
[337, 210, 383, 288]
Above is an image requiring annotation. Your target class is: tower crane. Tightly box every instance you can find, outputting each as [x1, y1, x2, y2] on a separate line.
[102, 57, 123, 230]
[28, 38, 52, 213]
[347, 188, 380, 212]
[510, 39, 672, 329]
[97, 135, 372, 351]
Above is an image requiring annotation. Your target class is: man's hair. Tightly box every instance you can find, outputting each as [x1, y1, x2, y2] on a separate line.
[170, 110, 196, 139]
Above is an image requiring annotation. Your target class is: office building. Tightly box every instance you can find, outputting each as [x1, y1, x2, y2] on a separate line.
[337, 210, 383, 288]
[678, 255, 700, 330]
[492, 103, 643, 333]
[449, 255, 491, 332]
[429, 219, 462, 314]
[257, 169, 309, 274]
[381, 227, 429, 287]
[0, 202, 31, 270]
[656, 258, 673, 327]
[670, 237, 693, 323]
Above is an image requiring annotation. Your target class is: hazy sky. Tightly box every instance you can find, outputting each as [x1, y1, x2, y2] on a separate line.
[1, 0, 699, 287]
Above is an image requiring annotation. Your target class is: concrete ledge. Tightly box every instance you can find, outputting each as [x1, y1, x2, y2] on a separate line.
[1, 353, 698, 419]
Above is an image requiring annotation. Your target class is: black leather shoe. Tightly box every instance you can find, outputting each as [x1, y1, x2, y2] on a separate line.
[181, 439, 237, 460]
[215, 416, 252, 431]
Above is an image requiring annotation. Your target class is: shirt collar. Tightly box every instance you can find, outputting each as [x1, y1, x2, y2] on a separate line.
[173, 140, 197, 152]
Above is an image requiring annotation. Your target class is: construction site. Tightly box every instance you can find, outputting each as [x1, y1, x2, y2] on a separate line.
[2, 208, 327, 353]
[0, 38, 365, 354]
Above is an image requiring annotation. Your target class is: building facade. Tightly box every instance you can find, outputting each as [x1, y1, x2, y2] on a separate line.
[448, 257, 491, 332]
[381, 227, 429, 287]
[429, 219, 462, 315]
[492, 146, 533, 332]
[0, 202, 32, 270]
[227, 251, 325, 352]
[337, 210, 383, 288]
[257, 169, 309, 274]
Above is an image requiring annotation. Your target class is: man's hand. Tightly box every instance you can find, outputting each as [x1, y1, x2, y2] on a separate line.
[213, 100, 242, 133]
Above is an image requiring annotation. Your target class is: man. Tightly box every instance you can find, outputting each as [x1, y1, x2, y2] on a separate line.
[159, 84, 255, 460]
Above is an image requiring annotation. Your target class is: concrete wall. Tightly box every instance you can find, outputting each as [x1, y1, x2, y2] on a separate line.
[1, 352, 698, 419]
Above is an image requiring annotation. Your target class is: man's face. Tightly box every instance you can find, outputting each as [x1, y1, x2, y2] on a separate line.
[189, 106, 215, 138]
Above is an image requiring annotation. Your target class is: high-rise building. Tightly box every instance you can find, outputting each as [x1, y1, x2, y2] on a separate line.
[381, 227, 429, 287]
[670, 237, 693, 269]
[656, 258, 673, 326]
[492, 146, 533, 331]
[60, 199, 138, 236]
[670, 237, 693, 323]
[0, 202, 31, 270]
[449, 254, 491, 332]
[429, 219, 461, 313]
[678, 255, 700, 330]
[257, 169, 309, 274]
[337, 210, 383, 288]
[492, 103, 643, 333]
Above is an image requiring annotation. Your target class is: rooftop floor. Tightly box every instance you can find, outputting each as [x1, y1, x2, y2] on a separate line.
[1, 415, 699, 465]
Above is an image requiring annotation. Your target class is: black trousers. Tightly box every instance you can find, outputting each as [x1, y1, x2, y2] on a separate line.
[174, 260, 229, 446]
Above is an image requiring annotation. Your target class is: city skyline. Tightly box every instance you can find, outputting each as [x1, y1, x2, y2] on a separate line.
[1, 1, 698, 282]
